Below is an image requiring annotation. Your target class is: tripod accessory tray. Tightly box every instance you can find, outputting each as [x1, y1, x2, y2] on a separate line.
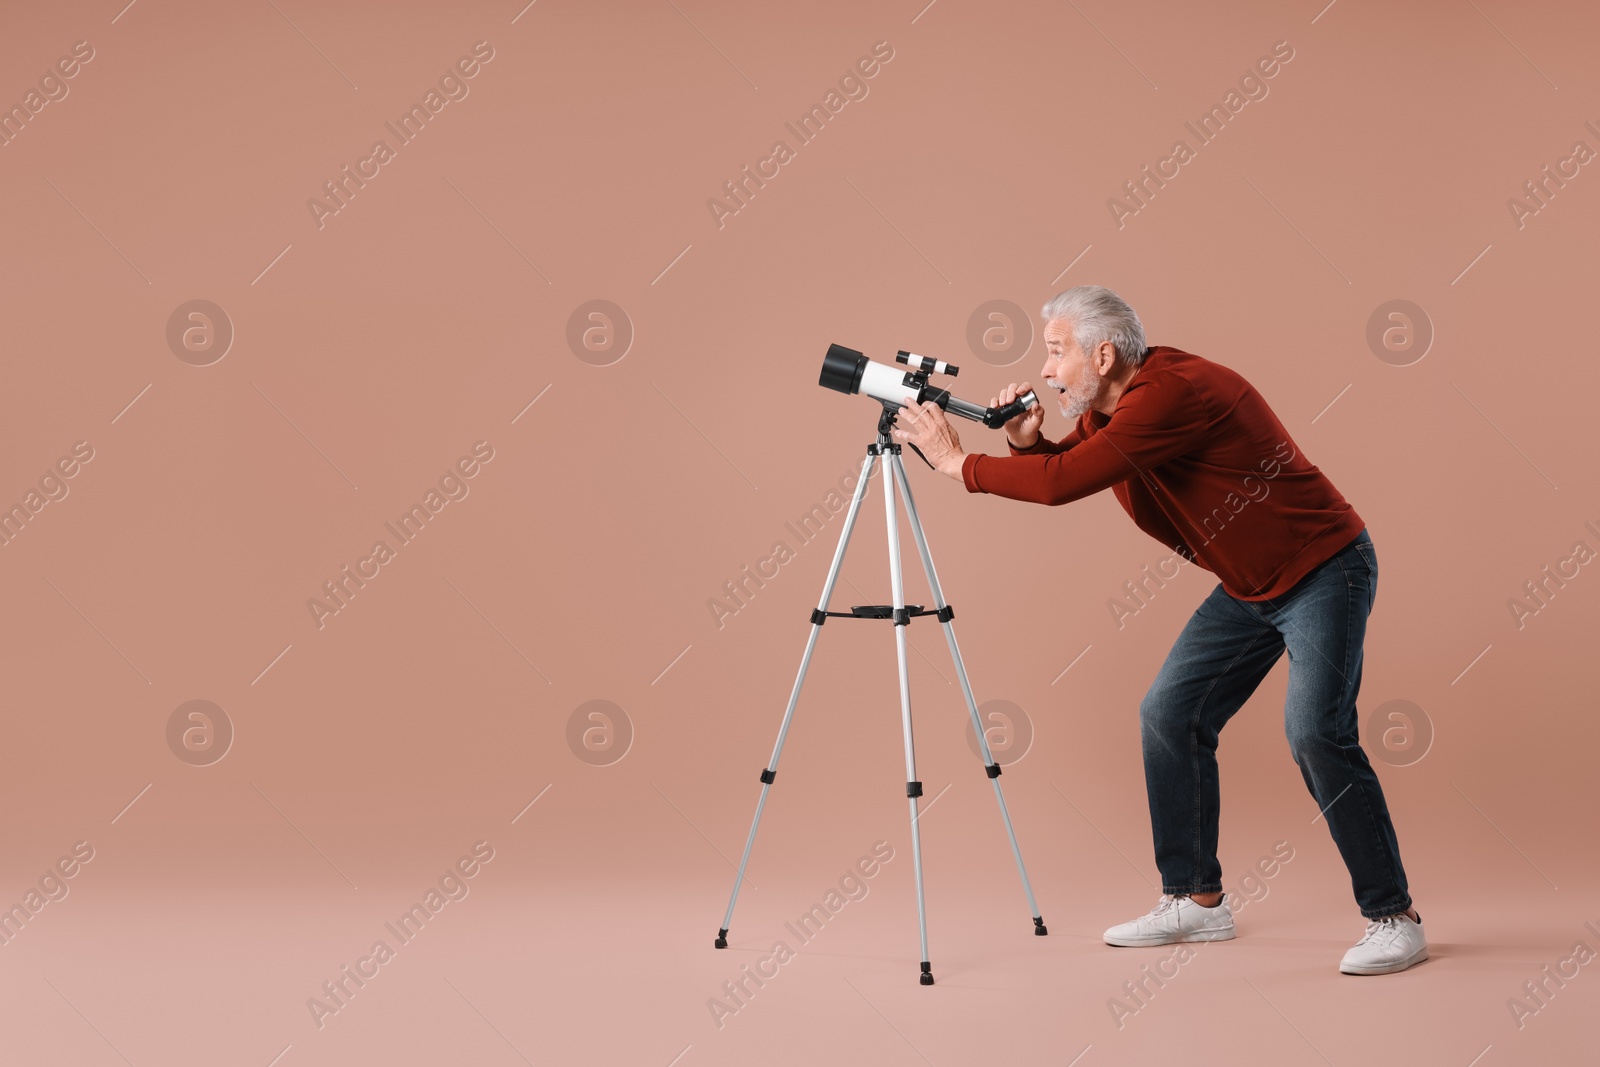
[809, 604, 955, 625]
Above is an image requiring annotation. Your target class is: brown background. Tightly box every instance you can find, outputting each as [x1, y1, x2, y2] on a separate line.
[0, 0, 1596, 1064]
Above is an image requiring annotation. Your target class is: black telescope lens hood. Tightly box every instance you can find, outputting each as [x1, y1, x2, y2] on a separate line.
[820, 344, 868, 395]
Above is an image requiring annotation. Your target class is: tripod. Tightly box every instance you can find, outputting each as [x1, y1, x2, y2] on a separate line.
[713, 404, 1048, 986]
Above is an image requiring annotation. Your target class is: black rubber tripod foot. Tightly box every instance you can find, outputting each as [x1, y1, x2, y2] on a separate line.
[919, 961, 934, 986]
[714, 928, 728, 949]
[1034, 916, 1048, 936]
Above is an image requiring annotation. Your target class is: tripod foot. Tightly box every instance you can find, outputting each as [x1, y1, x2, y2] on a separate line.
[919, 961, 934, 986]
[714, 928, 728, 949]
[1034, 916, 1049, 936]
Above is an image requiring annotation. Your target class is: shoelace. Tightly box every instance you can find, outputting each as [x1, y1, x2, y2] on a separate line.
[1146, 894, 1182, 918]
[1357, 914, 1407, 946]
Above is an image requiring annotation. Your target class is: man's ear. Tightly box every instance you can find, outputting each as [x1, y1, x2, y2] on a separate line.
[1095, 341, 1116, 373]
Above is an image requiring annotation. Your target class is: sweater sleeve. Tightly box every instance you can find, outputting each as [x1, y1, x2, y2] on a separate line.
[963, 372, 1208, 506]
[1006, 415, 1089, 457]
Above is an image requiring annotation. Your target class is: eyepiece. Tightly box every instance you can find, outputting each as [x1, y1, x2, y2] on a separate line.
[984, 388, 1039, 428]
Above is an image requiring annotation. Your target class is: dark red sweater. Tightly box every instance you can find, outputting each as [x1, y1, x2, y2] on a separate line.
[960, 346, 1365, 601]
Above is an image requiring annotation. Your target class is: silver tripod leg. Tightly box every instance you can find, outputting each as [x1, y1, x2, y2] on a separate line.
[714, 450, 878, 948]
[891, 452, 1048, 937]
[880, 447, 937, 985]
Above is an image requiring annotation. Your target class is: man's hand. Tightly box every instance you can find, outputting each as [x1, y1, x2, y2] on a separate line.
[892, 399, 965, 479]
[992, 381, 1044, 449]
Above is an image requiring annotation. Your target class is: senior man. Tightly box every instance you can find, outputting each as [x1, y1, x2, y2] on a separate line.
[893, 285, 1425, 976]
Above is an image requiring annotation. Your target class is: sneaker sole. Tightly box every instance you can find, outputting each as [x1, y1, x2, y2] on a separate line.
[1340, 945, 1429, 975]
[1103, 926, 1236, 947]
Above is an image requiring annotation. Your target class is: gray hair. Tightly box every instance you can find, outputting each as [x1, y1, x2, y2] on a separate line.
[1041, 285, 1148, 367]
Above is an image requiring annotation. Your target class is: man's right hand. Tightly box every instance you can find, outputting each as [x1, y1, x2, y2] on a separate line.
[992, 382, 1045, 449]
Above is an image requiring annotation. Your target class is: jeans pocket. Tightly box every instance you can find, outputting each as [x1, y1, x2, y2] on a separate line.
[1353, 541, 1377, 612]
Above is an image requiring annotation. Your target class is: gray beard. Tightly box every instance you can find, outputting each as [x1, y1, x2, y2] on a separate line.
[1050, 368, 1099, 420]
[1058, 393, 1092, 419]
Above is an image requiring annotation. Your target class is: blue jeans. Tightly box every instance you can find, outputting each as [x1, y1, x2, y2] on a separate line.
[1139, 528, 1413, 919]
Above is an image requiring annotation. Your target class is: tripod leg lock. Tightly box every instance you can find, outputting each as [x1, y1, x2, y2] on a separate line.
[810, 608, 827, 625]
[985, 764, 1002, 779]
[936, 605, 954, 622]
[759, 768, 776, 784]
[906, 780, 923, 798]
[893, 608, 911, 626]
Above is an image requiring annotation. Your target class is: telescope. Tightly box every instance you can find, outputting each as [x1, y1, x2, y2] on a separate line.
[717, 343, 1056, 986]
[819, 344, 1038, 429]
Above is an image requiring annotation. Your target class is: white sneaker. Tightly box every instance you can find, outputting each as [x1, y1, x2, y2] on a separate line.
[1339, 912, 1428, 975]
[1103, 893, 1236, 947]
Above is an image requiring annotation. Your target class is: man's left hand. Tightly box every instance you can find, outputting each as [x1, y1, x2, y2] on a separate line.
[893, 399, 965, 479]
